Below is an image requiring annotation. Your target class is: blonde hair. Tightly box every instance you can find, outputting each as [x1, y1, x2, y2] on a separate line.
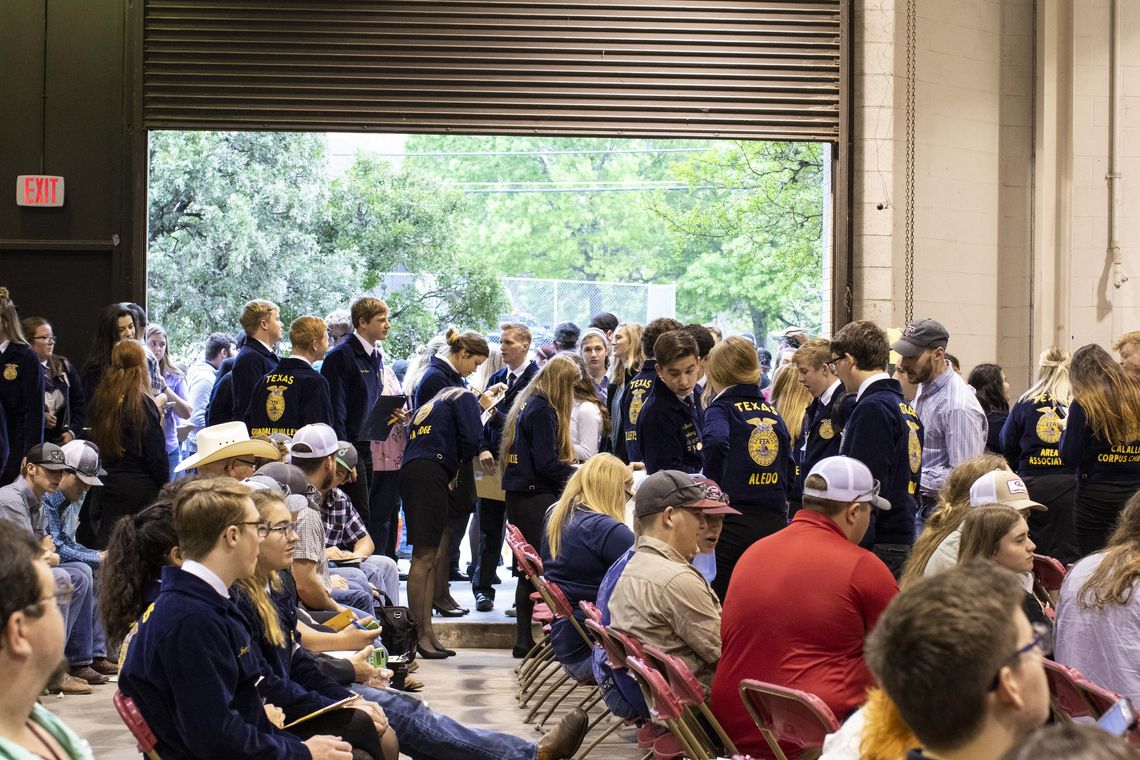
[237, 489, 288, 648]
[792, 338, 832, 371]
[1018, 345, 1071, 405]
[1113, 331, 1140, 352]
[545, 454, 631, 559]
[500, 354, 581, 474]
[706, 336, 761, 396]
[900, 453, 1010, 588]
[1070, 344, 1140, 445]
[769, 365, 812, 442]
[0, 286, 27, 344]
[608, 323, 644, 387]
[859, 687, 920, 760]
[239, 300, 278, 336]
[1079, 492, 1140, 609]
[144, 323, 183, 378]
[289, 316, 327, 351]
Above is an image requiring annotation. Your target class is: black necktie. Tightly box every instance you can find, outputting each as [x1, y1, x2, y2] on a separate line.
[507, 372, 517, 389]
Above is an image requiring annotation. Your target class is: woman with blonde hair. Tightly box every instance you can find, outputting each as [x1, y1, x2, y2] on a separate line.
[0, 286, 43, 485]
[1001, 345, 1079, 563]
[768, 364, 813, 445]
[88, 340, 169, 546]
[144, 323, 193, 476]
[958, 505, 1051, 631]
[565, 352, 609, 462]
[607, 322, 643, 458]
[541, 454, 635, 679]
[701, 335, 791, 598]
[899, 452, 1009, 587]
[1061, 344, 1140, 554]
[1056, 492, 1140, 701]
[500, 353, 580, 656]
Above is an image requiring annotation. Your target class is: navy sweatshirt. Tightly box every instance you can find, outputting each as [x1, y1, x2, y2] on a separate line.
[1000, 394, 1073, 477]
[636, 374, 703, 474]
[620, 359, 656, 463]
[502, 393, 575, 494]
[246, 357, 333, 437]
[412, 356, 465, 410]
[320, 335, 384, 442]
[480, 362, 539, 458]
[701, 384, 790, 513]
[839, 377, 924, 546]
[119, 567, 313, 760]
[206, 357, 237, 427]
[0, 342, 44, 476]
[1060, 399, 1140, 486]
[790, 388, 856, 503]
[404, 388, 484, 479]
[230, 340, 279, 424]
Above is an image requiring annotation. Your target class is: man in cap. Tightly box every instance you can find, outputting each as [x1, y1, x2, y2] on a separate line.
[709, 456, 899, 755]
[42, 440, 106, 572]
[0, 443, 114, 691]
[608, 470, 740, 686]
[892, 318, 987, 508]
[174, 420, 281, 479]
[552, 322, 581, 353]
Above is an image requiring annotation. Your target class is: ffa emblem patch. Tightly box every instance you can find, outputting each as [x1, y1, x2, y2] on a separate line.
[907, 420, 922, 474]
[413, 402, 434, 426]
[629, 389, 646, 425]
[2, 363, 16, 381]
[265, 385, 286, 422]
[747, 417, 779, 467]
[1035, 407, 1063, 445]
[819, 419, 835, 440]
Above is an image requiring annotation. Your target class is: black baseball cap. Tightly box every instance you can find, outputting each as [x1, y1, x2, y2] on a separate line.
[891, 318, 950, 357]
[25, 443, 73, 472]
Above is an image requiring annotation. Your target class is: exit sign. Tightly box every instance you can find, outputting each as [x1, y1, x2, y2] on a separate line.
[16, 175, 64, 207]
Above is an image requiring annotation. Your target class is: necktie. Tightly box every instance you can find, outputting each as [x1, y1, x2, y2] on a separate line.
[507, 372, 517, 389]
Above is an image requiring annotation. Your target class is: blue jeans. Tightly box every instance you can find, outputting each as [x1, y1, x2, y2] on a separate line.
[332, 556, 400, 605]
[349, 684, 537, 760]
[56, 562, 107, 665]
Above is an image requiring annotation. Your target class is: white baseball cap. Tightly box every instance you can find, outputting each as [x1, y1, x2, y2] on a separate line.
[289, 423, 340, 459]
[803, 456, 891, 510]
[968, 470, 1047, 512]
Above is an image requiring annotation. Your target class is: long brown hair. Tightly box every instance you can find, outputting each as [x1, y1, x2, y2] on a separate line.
[769, 365, 812, 441]
[0, 287, 26, 344]
[89, 340, 152, 460]
[900, 453, 1009, 588]
[958, 506, 1023, 564]
[1070, 343, 1140, 445]
[1079, 492, 1140, 609]
[500, 353, 580, 474]
[144, 323, 183, 378]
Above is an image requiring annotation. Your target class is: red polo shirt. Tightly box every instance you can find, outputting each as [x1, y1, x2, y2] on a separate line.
[709, 509, 898, 757]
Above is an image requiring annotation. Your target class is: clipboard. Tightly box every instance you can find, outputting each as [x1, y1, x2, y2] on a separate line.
[359, 394, 408, 442]
[282, 694, 362, 729]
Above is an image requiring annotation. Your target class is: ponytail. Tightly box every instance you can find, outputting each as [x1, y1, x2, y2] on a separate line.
[445, 327, 490, 359]
[0, 286, 27, 344]
[98, 502, 178, 648]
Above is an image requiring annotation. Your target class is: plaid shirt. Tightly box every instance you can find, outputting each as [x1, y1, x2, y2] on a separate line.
[42, 490, 101, 568]
[321, 488, 368, 550]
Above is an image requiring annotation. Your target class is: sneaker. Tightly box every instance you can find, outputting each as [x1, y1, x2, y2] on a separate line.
[90, 658, 119, 676]
[70, 666, 109, 686]
[505, 606, 517, 618]
[55, 674, 93, 695]
[475, 593, 494, 612]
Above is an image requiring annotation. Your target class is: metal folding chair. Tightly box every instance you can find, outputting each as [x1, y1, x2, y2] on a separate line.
[737, 679, 840, 760]
[113, 690, 162, 760]
[642, 643, 737, 757]
[625, 656, 709, 760]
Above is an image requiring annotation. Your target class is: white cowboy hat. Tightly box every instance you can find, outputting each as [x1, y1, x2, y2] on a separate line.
[175, 421, 281, 473]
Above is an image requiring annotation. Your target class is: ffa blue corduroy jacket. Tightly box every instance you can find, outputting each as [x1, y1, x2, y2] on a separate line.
[502, 392, 574, 494]
[480, 362, 539, 458]
[245, 357, 333, 437]
[1060, 399, 1140, 485]
[321, 336, 384, 442]
[412, 356, 464, 410]
[1001, 393, 1073, 476]
[701, 384, 790, 513]
[636, 374, 703, 475]
[119, 567, 316, 760]
[839, 377, 923, 546]
[620, 360, 656, 463]
[404, 388, 484, 479]
[0, 342, 44, 469]
[230, 340, 278, 425]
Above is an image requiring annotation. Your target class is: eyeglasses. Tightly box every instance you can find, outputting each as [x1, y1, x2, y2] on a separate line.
[265, 521, 300, 538]
[827, 354, 844, 372]
[232, 458, 258, 468]
[32, 336, 57, 344]
[26, 581, 74, 613]
[988, 622, 1051, 691]
[233, 521, 271, 538]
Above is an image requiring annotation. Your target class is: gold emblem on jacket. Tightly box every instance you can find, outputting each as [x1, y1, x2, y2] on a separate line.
[747, 417, 779, 467]
[1035, 407, 1062, 445]
[2, 364, 16, 381]
[413, 402, 434, 426]
[907, 420, 922, 474]
[819, 419, 834, 440]
[629, 389, 646, 425]
[265, 385, 286, 422]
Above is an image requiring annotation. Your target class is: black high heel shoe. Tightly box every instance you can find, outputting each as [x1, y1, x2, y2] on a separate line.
[430, 642, 456, 657]
[416, 644, 449, 660]
[433, 604, 468, 618]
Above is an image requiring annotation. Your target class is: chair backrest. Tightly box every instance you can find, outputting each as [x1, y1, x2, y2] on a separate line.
[608, 625, 646, 662]
[540, 577, 575, 620]
[579, 600, 603, 623]
[625, 656, 685, 722]
[505, 523, 541, 578]
[1076, 675, 1122, 716]
[642, 643, 706, 707]
[738, 679, 840, 756]
[113, 690, 159, 754]
[1032, 554, 1067, 594]
[586, 619, 628, 669]
[1043, 659, 1097, 720]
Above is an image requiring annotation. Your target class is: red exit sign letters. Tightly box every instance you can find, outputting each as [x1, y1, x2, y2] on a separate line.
[16, 175, 65, 207]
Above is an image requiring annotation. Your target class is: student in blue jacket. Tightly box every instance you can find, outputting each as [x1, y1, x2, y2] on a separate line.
[0, 288, 44, 486]
[636, 330, 704, 475]
[620, 318, 682, 464]
[400, 385, 487, 658]
[230, 299, 282, 424]
[700, 336, 791, 597]
[499, 355, 580, 657]
[790, 339, 856, 513]
[247, 316, 334, 438]
[119, 477, 364, 760]
[830, 320, 924, 578]
[1060, 344, 1140, 555]
[1000, 345, 1079, 563]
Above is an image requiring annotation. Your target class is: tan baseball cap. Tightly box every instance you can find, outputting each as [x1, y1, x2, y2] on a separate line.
[968, 470, 1047, 512]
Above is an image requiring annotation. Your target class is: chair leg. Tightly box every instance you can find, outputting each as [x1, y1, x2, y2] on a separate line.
[572, 715, 625, 760]
[518, 640, 553, 682]
[518, 649, 557, 697]
[525, 673, 572, 723]
[537, 683, 594, 731]
[762, 728, 790, 760]
[697, 702, 738, 756]
[575, 686, 604, 714]
[665, 718, 706, 760]
[520, 661, 564, 707]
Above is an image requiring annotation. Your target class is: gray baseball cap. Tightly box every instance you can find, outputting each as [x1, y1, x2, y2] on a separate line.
[891, 319, 950, 358]
[634, 470, 741, 519]
[60, 440, 106, 486]
[252, 462, 319, 512]
[26, 443, 73, 472]
[335, 441, 358, 472]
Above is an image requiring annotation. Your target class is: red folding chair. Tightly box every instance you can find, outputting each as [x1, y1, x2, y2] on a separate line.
[579, 599, 603, 624]
[626, 656, 708, 760]
[1043, 659, 1096, 721]
[114, 691, 162, 760]
[1033, 554, 1067, 611]
[643, 643, 738, 757]
[737, 679, 840, 760]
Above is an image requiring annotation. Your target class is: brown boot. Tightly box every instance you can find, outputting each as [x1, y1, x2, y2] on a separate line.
[52, 674, 93, 695]
[537, 707, 589, 760]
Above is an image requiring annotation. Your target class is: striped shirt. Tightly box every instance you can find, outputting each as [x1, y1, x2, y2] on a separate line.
[914, 363, 988, 498]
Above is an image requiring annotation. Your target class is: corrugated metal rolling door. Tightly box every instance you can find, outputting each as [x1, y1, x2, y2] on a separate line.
[141, 0, 844, 141]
